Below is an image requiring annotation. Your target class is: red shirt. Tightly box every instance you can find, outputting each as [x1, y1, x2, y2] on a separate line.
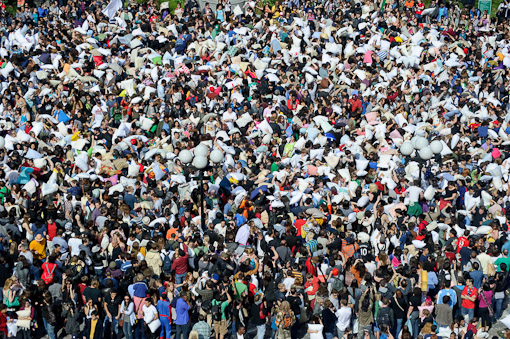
[294, 219, 306, 237]
[461, 286, 478, 309]
[0, 312, 6, 335]
[457, 236, 468, 253]
[171, 243, 189, 275]
[445, 251, 456, 263]
[48, 222, 57, 241]
[305, 257, 318, 276]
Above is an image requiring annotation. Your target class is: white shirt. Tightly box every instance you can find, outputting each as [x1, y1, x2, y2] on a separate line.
[68, 238, 83, 257]
[407, 186, 422, 203]
[335, 306, 352, 331]
[142, 304, 158, 324]
[222, 111, 237, 130]
[235, 224, 250, 245]
[282, 277, 295, 291]
[477, 252, 493, 275]
[308, 324, 324, 339]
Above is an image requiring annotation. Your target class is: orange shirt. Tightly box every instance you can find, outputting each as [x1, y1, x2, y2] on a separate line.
[166, 228, 178, 240]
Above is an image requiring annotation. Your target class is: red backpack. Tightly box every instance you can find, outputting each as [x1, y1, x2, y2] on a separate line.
[259, 303, 266, 320]
[41, 262, 56, 284]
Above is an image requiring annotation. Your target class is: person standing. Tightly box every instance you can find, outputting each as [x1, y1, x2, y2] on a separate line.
[142, 297, 159, 339]
[275, 301, 295, 339]
[175, 291, 191, 339]
[119, 295, 135, 339]
[157, 293, 171, 339]
[83, 310, 103, 339]
[212, 289, 232, 339]
[103, 289, 122, 339]
[461, 278, 478, 322]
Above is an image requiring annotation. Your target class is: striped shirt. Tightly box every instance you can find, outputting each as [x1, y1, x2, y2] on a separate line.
[305, 239, 318, 256]
[192, 321, 211, 339]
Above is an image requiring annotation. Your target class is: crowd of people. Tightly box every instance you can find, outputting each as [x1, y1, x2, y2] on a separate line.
[0, 0, 510, 337]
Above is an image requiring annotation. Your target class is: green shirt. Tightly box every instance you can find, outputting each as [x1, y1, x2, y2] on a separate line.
[271, 162, 279, 173]
[212, 299, 230, 319]
[495, 256, 510, 272]
[233, 282, 247, 299]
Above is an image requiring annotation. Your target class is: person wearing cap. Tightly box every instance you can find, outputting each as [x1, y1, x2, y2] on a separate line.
[29, 233, 46, 261]
[157, 292, 172, 339]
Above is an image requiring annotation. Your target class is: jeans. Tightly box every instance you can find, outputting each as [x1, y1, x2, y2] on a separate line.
[42, 318, 56, 339]
[175, 273, 187, 291]
[395, 318, 403, 338]
[410, 318, 419, 339]
[257, 323, 266, 339]
[495, 298, 505, 319]
[175, 323, 190, 339]
[18, 329, 31, 339]
[461, 308, 475, 323]
[104, 315, 119, 336]
[443, 109, 462, 120]
[123, 318, 133, 339]
[134, 319, 145, 339]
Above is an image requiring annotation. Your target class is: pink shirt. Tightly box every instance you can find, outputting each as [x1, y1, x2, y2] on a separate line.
[478, 290, 493, 308]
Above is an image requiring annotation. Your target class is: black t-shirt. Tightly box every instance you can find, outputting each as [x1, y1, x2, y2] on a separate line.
[445, 187, 456, 199]
[105, 294, 122, 316]
[459, 246, 473, 268]
[83, 287, 102, 304]
[409, 295, 421, 313]
[391, 297, 408, 319]
[286, 295, 301, 315]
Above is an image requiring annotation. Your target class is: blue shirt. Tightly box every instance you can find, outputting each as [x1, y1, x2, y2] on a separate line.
[157, 300, 171, 317]
[124, 193, 137, 210]
[426, 272, 438, 290]
[101, 277, 119, 289]
[52, 236, 68, 252]
[501, 241, 510, 253]
[175, 298, 190, 325]
[132, 281, 148, 298]
[121, 260, 133, 273]
[437, 288, 457, 308]
[469, 270, 484, 289]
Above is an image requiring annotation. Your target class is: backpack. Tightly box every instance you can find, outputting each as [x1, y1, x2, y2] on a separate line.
[162, 253, 172, 272]
[377, 307, 391, 326]
[282, 312, 294, 329]
[345, 270, 355, 287]
[331, 277, 344, 292]
[41, 262, 56, 285]
[201, 299, 212, 312]
[259, 303, 266, 320]
[211, 301, 222, 321]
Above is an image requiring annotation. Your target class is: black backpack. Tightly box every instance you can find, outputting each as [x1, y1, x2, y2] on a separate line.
[201, 299, 213, 312]
[162, 253, 172, 272]
[211, 301, 222, 321]
[377, 307, 392, 326]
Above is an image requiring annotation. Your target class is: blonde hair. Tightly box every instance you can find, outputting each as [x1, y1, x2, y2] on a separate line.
[3, 277, 16, 290]
[280, 300, 291, 312]
[189, 330, 199, 339]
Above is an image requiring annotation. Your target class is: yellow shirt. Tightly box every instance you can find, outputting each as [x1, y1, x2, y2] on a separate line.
[29, 239, 46, 259]
[90, 319, 98, 339]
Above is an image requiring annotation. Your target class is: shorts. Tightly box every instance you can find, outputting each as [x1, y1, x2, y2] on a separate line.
[214, 319, 228, 336]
